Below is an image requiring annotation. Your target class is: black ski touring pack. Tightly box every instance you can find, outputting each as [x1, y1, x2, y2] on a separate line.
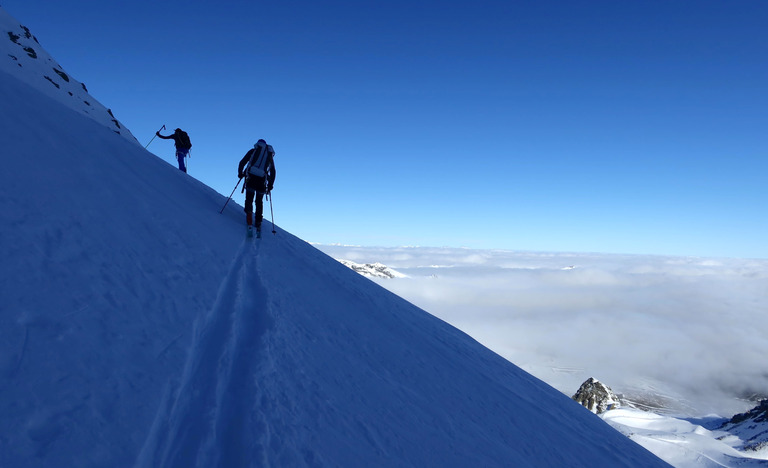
[176, 130, 191, 149]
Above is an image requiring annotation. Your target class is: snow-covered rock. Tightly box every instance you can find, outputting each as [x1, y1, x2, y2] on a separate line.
[337, 259, 406, 279]
[720, 400, 768, 453]
[573, 377, 621, 414]
[0, 7, 136, 142]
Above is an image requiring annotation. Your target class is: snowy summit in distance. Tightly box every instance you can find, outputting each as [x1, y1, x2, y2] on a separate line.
[336, 259, 406, 279]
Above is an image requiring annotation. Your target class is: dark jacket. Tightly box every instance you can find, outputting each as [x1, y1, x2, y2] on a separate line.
[157, 129, 191, 150]
[238, 147, 276, 192]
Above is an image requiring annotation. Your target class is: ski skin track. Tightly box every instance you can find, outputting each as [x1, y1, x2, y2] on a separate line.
[135, 238, 272, 468]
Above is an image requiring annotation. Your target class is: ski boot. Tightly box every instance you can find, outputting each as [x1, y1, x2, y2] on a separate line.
[246, 212, 254, 237]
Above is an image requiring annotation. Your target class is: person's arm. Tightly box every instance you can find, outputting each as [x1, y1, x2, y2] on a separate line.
[156, 132, 172, 140]
[267, 156, 276, 190]
[237, 150, 252, 177]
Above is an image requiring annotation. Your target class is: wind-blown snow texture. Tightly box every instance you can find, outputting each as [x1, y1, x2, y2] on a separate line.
[0, 7, 670, 467]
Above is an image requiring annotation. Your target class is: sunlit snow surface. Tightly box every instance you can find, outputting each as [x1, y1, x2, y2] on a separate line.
[604, 408, 768, 468]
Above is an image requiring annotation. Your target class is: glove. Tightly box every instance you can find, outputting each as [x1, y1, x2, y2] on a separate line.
[156, 131, 160, 136]
[238, 172, 244, 179]
[268, 184, 274, 192]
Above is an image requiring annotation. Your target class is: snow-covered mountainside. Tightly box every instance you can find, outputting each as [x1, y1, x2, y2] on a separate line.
[0, 6, 672, 467]
[0, 8, 135, 142]
[603, 407, 768, 467]
[337, 259, 406, 278]
[720, 400, 768, 453]
[576, 385, 768, 466]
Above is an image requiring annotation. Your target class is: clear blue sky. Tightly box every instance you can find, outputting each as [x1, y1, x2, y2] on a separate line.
[4, 0, 767, 258]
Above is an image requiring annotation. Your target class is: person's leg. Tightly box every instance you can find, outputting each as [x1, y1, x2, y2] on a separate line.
[176, 151, 187, 172]
[244, 190, 255, 226]
[255, 193, 265, 230]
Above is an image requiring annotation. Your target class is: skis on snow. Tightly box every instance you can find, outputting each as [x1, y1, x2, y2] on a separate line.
[246, 225, 261, 239]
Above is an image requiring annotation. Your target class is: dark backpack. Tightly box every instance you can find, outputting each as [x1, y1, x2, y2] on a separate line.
[176, 130, 192, 149]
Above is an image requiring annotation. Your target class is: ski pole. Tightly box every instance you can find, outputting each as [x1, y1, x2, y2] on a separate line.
[219, 177, 243, 214]
[268, 192, 276, 235]
[144, 124, 166, 149]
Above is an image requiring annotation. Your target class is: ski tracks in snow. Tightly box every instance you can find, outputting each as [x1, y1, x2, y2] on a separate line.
[136, 239, 273, 468]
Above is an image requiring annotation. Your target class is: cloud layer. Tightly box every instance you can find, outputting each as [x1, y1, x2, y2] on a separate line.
[317, 245, 768, 416]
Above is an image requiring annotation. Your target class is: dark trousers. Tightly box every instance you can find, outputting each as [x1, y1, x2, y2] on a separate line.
[243, 176, 266, 227]
[176, 149, 189, 173]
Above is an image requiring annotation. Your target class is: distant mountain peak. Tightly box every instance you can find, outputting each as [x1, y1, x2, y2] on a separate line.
[337, 259, 406, 279]
[721, 399, 768, 452]
[727, 399, 768, 425]
[573, 377, 621, 414]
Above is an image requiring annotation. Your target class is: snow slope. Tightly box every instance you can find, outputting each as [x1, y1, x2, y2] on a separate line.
[0, 8, 135, 143]
[604, 409, 768, 468]
[719, 401, 768, 456]
[0, 7, 670, 467]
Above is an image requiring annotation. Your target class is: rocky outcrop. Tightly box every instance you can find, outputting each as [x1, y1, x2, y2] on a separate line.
[573, 378, 620, 414]
[1, 7, 135, 141]
[720, 400, 768, 452]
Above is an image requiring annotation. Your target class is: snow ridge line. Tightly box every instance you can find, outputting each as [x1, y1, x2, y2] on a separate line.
[135, 239, 273, 468]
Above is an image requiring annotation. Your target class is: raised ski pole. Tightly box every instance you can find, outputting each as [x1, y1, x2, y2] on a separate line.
[144, 124, 166, 149]
[268, 191, 276, 235]
[219, 177, 243, 214]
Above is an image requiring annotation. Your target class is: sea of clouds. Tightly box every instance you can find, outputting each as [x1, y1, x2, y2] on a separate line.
[316, 245, 768, 417]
